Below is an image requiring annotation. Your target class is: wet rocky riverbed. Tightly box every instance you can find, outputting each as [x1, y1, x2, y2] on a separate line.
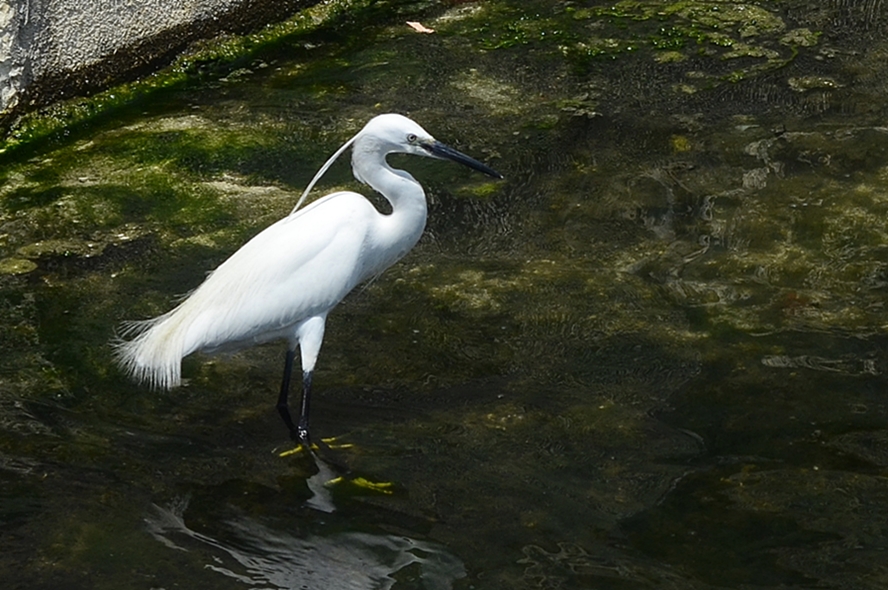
[2, 1, 888, 588]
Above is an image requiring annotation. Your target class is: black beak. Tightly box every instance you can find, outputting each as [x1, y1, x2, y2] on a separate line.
[423, 140, 503, 179]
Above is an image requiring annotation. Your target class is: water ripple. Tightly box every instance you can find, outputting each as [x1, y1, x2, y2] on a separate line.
[146, 499, 465, 590]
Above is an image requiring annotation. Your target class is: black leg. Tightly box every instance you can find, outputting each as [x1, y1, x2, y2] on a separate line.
[296, 370, 313, 445]
[276, 349, 298, 436]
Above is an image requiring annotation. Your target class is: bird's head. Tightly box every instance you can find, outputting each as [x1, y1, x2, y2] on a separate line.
[291, 113, 502, 214]
[355, 113, 433, 157]
[356, 114, 503, 179]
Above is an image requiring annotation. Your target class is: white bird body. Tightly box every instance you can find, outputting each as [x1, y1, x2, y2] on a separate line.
[120, 188, 425, 388]
[115, 113, 501, 444]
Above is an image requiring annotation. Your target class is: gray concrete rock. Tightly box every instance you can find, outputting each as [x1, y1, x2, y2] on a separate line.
[0, 0, 312, 126]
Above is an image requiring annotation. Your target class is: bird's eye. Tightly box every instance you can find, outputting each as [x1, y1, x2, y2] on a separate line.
[406, 133, 418, 144]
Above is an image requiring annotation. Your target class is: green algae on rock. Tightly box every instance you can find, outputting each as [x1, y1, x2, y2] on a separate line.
[0, 257, 38, 275]
[459, 0, 818, 89]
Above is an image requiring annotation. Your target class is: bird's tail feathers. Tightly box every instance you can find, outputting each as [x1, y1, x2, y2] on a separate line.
[113, 314, 187, 390]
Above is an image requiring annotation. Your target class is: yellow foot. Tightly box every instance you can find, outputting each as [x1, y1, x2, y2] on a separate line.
[325, 476, 395, 495]
[349, 477, 395, 495]
[277, 436, 354, 458]
[278, 446, 301, 458]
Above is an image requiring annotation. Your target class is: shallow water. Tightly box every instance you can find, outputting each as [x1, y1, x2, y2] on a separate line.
[2, 0, 888, 588]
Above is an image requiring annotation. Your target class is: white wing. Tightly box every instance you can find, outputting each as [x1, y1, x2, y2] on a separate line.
[182, 191, 378, 352]
[116, 191, 380, 388]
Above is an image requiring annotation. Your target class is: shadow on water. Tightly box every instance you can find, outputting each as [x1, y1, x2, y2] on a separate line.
[3, 0, 888, 588]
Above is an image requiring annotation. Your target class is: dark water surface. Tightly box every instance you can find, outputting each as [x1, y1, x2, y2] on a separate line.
[2, 0, 888, 588]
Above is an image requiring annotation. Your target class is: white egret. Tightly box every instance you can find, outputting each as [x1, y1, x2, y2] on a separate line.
[115, 113, 502, 446]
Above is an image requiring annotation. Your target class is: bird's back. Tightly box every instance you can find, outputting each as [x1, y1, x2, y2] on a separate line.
[116, 191, 381, 388]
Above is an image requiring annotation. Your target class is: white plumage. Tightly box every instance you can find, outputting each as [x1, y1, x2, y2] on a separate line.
[115, 113, 502, 445]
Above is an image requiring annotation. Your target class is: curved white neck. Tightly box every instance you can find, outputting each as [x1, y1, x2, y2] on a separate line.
[352, 144, 429, 271]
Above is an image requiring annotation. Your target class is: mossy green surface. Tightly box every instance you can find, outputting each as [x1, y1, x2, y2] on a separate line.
[2, 1, 888, 589]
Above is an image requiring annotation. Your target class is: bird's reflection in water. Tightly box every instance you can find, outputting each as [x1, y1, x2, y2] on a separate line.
[302, 448, 341, 513]
[145, 494, 466, 590]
